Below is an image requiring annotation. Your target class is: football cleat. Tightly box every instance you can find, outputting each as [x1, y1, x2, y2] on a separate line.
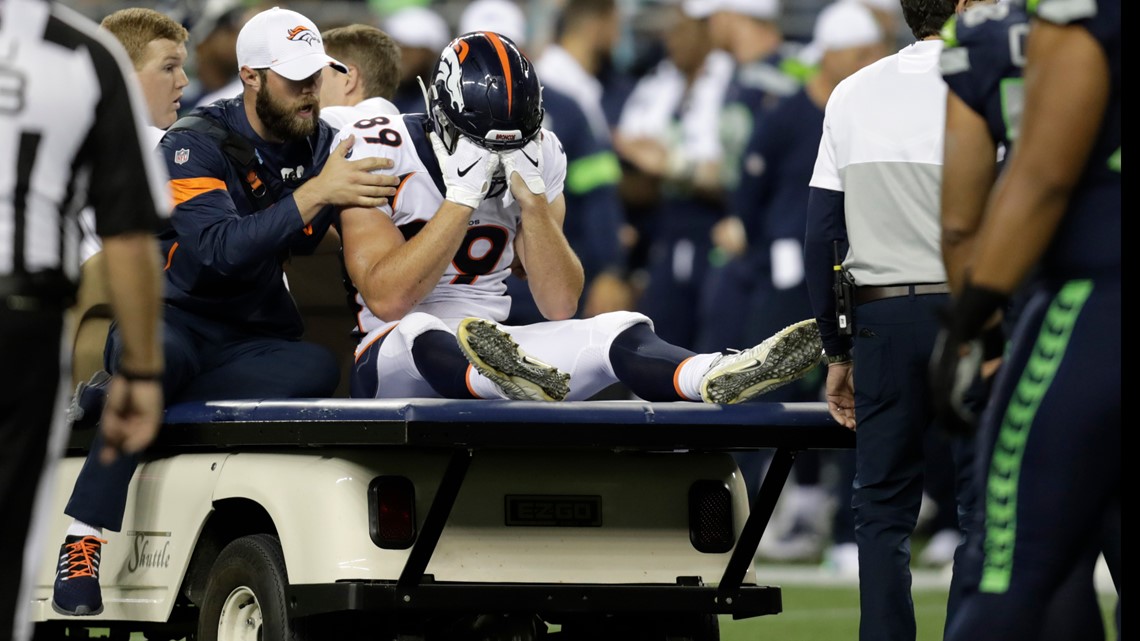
[456, 318, 570, 401]
[700, 319, 824, 404]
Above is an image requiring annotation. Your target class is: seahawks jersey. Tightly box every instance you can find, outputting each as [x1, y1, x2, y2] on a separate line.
[1033, 0, 1120, 278]
[334, 113, 567, 336]
[940, 2, 1030, 146]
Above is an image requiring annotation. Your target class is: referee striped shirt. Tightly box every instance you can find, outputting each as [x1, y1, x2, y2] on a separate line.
[0, 0, 167, 297]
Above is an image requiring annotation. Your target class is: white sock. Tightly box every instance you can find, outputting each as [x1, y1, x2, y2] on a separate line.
[675, 353, 722, 401]
[66, 520, 103, 538]
[466, 364, 508, 399]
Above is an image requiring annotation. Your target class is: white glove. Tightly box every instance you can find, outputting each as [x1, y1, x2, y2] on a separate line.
[430, 132, 500, 209]
[500, 137, 545, 196]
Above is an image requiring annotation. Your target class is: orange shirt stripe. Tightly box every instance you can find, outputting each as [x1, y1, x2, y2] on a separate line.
[392, 172, 416, 210]
[169, 177, 226, 206]
[163, 242, 179, 271]
[355, 323, 399, 364]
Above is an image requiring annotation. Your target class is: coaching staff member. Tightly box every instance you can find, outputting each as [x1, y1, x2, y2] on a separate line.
[1, 0, 167, 638]
[49, 6, 399, 618]
[803, 1, 975, 639]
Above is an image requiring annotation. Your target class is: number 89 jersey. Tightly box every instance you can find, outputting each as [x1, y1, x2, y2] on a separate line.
[334, 113, 567, 335]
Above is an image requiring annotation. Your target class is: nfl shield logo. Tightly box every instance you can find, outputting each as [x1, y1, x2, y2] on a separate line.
[174, 148, 190, 165]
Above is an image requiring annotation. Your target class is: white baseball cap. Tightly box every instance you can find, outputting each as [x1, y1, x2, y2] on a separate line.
[458, 0, 529, 46]
[236, 7, 347, 81]
[800, 1, 882, 64]
[686, 0, 780, 20]
[383, 6, 451, 51]
[857, 0, 900, 12]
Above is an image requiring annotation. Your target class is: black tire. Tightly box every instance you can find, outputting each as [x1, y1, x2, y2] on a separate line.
[560, 614, 719, 641]
[692, 614, 720, 641]
[198, 533, 306, 641]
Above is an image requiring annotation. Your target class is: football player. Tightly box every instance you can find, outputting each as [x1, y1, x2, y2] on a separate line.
[336, 32, 824, 403]
[936, 2, 1120, 638]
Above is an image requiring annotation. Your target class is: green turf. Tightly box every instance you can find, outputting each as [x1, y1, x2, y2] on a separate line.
[718, 585, 945, 641]
[719, 585, 1118, 641]
[65, 586, 1122, 640]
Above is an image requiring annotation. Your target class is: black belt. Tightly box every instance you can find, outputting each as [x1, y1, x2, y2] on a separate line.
[1, 273, 75, 311]
[854, 283, 950, 306]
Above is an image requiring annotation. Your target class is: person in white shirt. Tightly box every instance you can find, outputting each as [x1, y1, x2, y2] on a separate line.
[318, 24, 402, 129]
[383, 5, 451, 115]
[78, 8, 190, 263]
[535, 0, 620, 145]
[803, 1, 976, 638]
[336, 32, 824, 405]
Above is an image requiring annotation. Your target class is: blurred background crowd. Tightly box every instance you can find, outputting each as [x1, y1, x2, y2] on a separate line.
[58, 0, 959, 580]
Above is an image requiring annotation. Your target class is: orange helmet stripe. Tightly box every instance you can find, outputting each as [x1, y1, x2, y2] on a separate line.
[453, 39, 470, 63]
[482, 32, 513, 115]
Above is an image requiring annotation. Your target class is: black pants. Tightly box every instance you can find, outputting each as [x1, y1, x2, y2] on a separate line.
[64, 304, 339, 532]
[0, 306, 65, 641]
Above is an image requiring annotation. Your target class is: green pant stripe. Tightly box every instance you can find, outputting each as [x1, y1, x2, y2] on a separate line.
[979, 280, 1092, 593]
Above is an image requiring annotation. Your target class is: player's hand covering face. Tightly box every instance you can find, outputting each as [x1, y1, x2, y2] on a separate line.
[500, 136, 545, 196]
[430, 132, 500, 209]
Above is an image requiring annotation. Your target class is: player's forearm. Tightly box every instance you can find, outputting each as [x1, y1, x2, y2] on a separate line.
[941, 95, 997, 295]
[362, 202, 473, 319]
[520, 206, 584, 320]
[970, 20, 1109, 293]
[101, 233, 164, 375]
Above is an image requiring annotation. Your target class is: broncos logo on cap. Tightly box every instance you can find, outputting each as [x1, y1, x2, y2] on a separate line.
[286, 25, 319, 46]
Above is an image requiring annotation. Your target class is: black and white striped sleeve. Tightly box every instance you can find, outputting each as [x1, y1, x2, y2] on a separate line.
[53, 7, 169, 238]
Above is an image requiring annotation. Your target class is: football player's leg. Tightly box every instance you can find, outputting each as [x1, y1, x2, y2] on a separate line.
[356, 313, 466, 399]
[494, 312, 651, 401]
[602, 315, 715, 401]
[456, 318, 571, 401]
[946, 280, 1120, 641]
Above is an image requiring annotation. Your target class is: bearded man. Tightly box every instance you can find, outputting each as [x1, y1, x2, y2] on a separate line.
[49, 7, 400, 617]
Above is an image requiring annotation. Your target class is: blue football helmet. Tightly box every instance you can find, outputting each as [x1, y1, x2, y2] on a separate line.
[424, 31, 544, 154]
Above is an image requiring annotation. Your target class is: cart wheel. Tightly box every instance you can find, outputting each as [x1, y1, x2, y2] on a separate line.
[198, 533, 306, 641]
[690, 614, 720, 641]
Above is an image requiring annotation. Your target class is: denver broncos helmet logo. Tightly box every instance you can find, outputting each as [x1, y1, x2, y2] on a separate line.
[434, 40, 467, 112]
[286, 26, 319, 46]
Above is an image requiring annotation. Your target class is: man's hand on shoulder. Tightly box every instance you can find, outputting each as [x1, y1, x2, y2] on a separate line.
[297, 134, 399, 216]
[431, 134, 499, 210]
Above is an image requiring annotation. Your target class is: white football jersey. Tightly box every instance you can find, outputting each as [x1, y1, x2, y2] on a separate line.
[333, 114, 567, 336]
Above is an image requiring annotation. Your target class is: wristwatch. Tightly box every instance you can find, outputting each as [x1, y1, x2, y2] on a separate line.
[826, 352, 853, 365]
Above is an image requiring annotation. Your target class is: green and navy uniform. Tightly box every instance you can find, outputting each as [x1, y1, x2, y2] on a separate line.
[944, 0, 1120, 638]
